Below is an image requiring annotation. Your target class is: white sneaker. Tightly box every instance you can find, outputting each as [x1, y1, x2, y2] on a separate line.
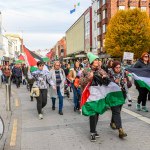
[38, 114, 43, 120]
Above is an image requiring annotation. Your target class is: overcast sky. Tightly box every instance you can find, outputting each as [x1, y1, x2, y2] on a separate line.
[0, 0, 91, 52]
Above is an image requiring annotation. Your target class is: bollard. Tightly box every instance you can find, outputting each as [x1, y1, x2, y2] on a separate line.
[6, 84, 11, 111]
[8, 76, 11, 96]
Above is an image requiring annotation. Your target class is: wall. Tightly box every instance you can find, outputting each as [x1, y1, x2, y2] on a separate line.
[66, 15, 84, 55]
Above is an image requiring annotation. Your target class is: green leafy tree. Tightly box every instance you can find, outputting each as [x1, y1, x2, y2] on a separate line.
[105, 8, 150, 58]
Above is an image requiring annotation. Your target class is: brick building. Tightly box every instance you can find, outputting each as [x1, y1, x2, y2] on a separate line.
[97, 0, 150, 54]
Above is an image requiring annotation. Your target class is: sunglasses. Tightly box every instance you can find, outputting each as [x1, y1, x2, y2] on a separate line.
[39, 64, 44, 67]
[144, 55, 149, 58]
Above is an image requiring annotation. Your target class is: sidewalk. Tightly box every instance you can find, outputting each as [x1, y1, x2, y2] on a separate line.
[3, 84, 150, 150]
[0, 83, 13, 149]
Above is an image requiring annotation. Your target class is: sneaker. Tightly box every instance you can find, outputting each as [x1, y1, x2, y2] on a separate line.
[90, 133, 96, 142]
[52, 106, 55, 110]
[59, 111, 63, 115]
[110, 123, 117, 130]
[95, 132, 100, 138]
[38, 114, 43, 120]
[136, 103, 141, 111]
[128, 100, 132, 107]
[118, 128, 127, 138]
[141, 106, 149, 112]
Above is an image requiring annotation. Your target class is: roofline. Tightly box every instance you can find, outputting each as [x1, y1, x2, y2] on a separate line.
[66, 6, 92, 33]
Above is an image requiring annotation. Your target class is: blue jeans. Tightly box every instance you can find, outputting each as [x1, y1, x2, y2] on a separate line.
[52, 86, 63, 112]
[71, 83, 81, 109]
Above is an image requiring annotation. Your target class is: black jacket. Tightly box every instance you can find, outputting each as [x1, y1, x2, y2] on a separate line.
[134, 59, 150, 68]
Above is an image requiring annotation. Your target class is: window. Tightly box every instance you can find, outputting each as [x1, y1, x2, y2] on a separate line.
[97, 41, 101, 49]
[94, 37, 97, 47]
[102, 10, 106, 19]
[141, 7, 146, 11]
[94, 21, 97, 31]
[98, 28, 101, 35]
[102, 24, 106, 33]
[130, 6, 136, 10]
[119, 6, 125, 10]
[102, 0, 106, 5]
[97, 0, 100, 9]
[103, 39, 105, 47]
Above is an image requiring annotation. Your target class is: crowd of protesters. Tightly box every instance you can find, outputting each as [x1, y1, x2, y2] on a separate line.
[0, 51, 149, 142]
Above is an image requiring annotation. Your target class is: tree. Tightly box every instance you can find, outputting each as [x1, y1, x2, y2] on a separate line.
[105, 8, 150, 58]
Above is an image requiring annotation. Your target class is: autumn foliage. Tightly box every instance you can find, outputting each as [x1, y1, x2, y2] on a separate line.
[105, 8, 150, 58]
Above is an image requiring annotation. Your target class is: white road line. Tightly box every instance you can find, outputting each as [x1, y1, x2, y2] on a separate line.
[122, 108, 150, 125]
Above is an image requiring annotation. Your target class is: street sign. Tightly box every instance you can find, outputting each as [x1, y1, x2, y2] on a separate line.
[123, 52, 134, 60]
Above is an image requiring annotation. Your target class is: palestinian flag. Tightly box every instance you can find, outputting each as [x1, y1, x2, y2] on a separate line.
[127, 68, 150, 91]
[81, 82, 125, 116]
[23, 45, 43, 72]
[18, 54, 25, 61]
[46, 50, 53, 59]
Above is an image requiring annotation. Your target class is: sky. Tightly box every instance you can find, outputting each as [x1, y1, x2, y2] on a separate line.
[0, 0, 91, 52]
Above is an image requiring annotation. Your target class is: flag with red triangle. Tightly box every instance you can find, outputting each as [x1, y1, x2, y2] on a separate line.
[23, 45, 43, 72]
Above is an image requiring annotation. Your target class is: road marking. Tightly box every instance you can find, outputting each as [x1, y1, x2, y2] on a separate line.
[15, 99, 19, 107]
[10, 119, 18, 147]
[123, 108, 150, 125]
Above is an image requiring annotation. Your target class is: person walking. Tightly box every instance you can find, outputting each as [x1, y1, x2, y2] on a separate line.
[80, 52, 108, 142]
[134, 52, 150, 112]
[68, 61, 81, 111]
[3, 66, 11, 83]
[28, 61, 55, 119]
[108, 61, 129, 138]
[49, 61, 66, 115]
[13, 64, 22, 88]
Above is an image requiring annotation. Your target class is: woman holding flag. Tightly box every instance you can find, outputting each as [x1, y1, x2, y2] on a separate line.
[133, 52, 150, 112]
[80, 52, 110, 142]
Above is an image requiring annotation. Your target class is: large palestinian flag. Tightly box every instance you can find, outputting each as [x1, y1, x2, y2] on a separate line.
[127, 68, 150, 91]
[23, 45, 43, 72]
[80, 82, 125, 116]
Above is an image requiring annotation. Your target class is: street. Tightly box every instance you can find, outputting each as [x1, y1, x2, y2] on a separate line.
[0, 83, 149, 150]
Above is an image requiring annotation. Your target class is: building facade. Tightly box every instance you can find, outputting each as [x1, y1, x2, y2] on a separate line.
[5, 34, 23, 59]
[66, 15, 85, 56]
[84, 7, 92, 53]
[92, 0, 99, 55]
[97, 0, 150, 54]
[0, 12, 4, 64]
[58, 36, 66, 60]
[66, 7, 92, 57]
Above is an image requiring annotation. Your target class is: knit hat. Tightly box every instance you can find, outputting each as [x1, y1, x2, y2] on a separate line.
[87, 52, 99, 64]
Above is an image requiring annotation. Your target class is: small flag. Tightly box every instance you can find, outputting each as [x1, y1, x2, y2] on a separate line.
[70, 9, 76, 14]
[77, 2, 80, 6]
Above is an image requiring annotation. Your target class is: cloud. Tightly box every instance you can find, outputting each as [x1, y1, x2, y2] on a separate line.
[23, 32, 65, 50]
[1, 0, 91, 50]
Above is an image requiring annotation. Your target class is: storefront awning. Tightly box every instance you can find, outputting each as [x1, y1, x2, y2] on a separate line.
[63, 57, 73, 60]
[75, 54, 86, 58]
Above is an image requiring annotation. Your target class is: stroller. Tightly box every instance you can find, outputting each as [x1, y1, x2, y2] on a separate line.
[64, 80, 70, 98]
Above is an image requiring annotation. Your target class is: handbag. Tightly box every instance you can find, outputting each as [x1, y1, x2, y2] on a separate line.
[30, 82, 40, 97]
